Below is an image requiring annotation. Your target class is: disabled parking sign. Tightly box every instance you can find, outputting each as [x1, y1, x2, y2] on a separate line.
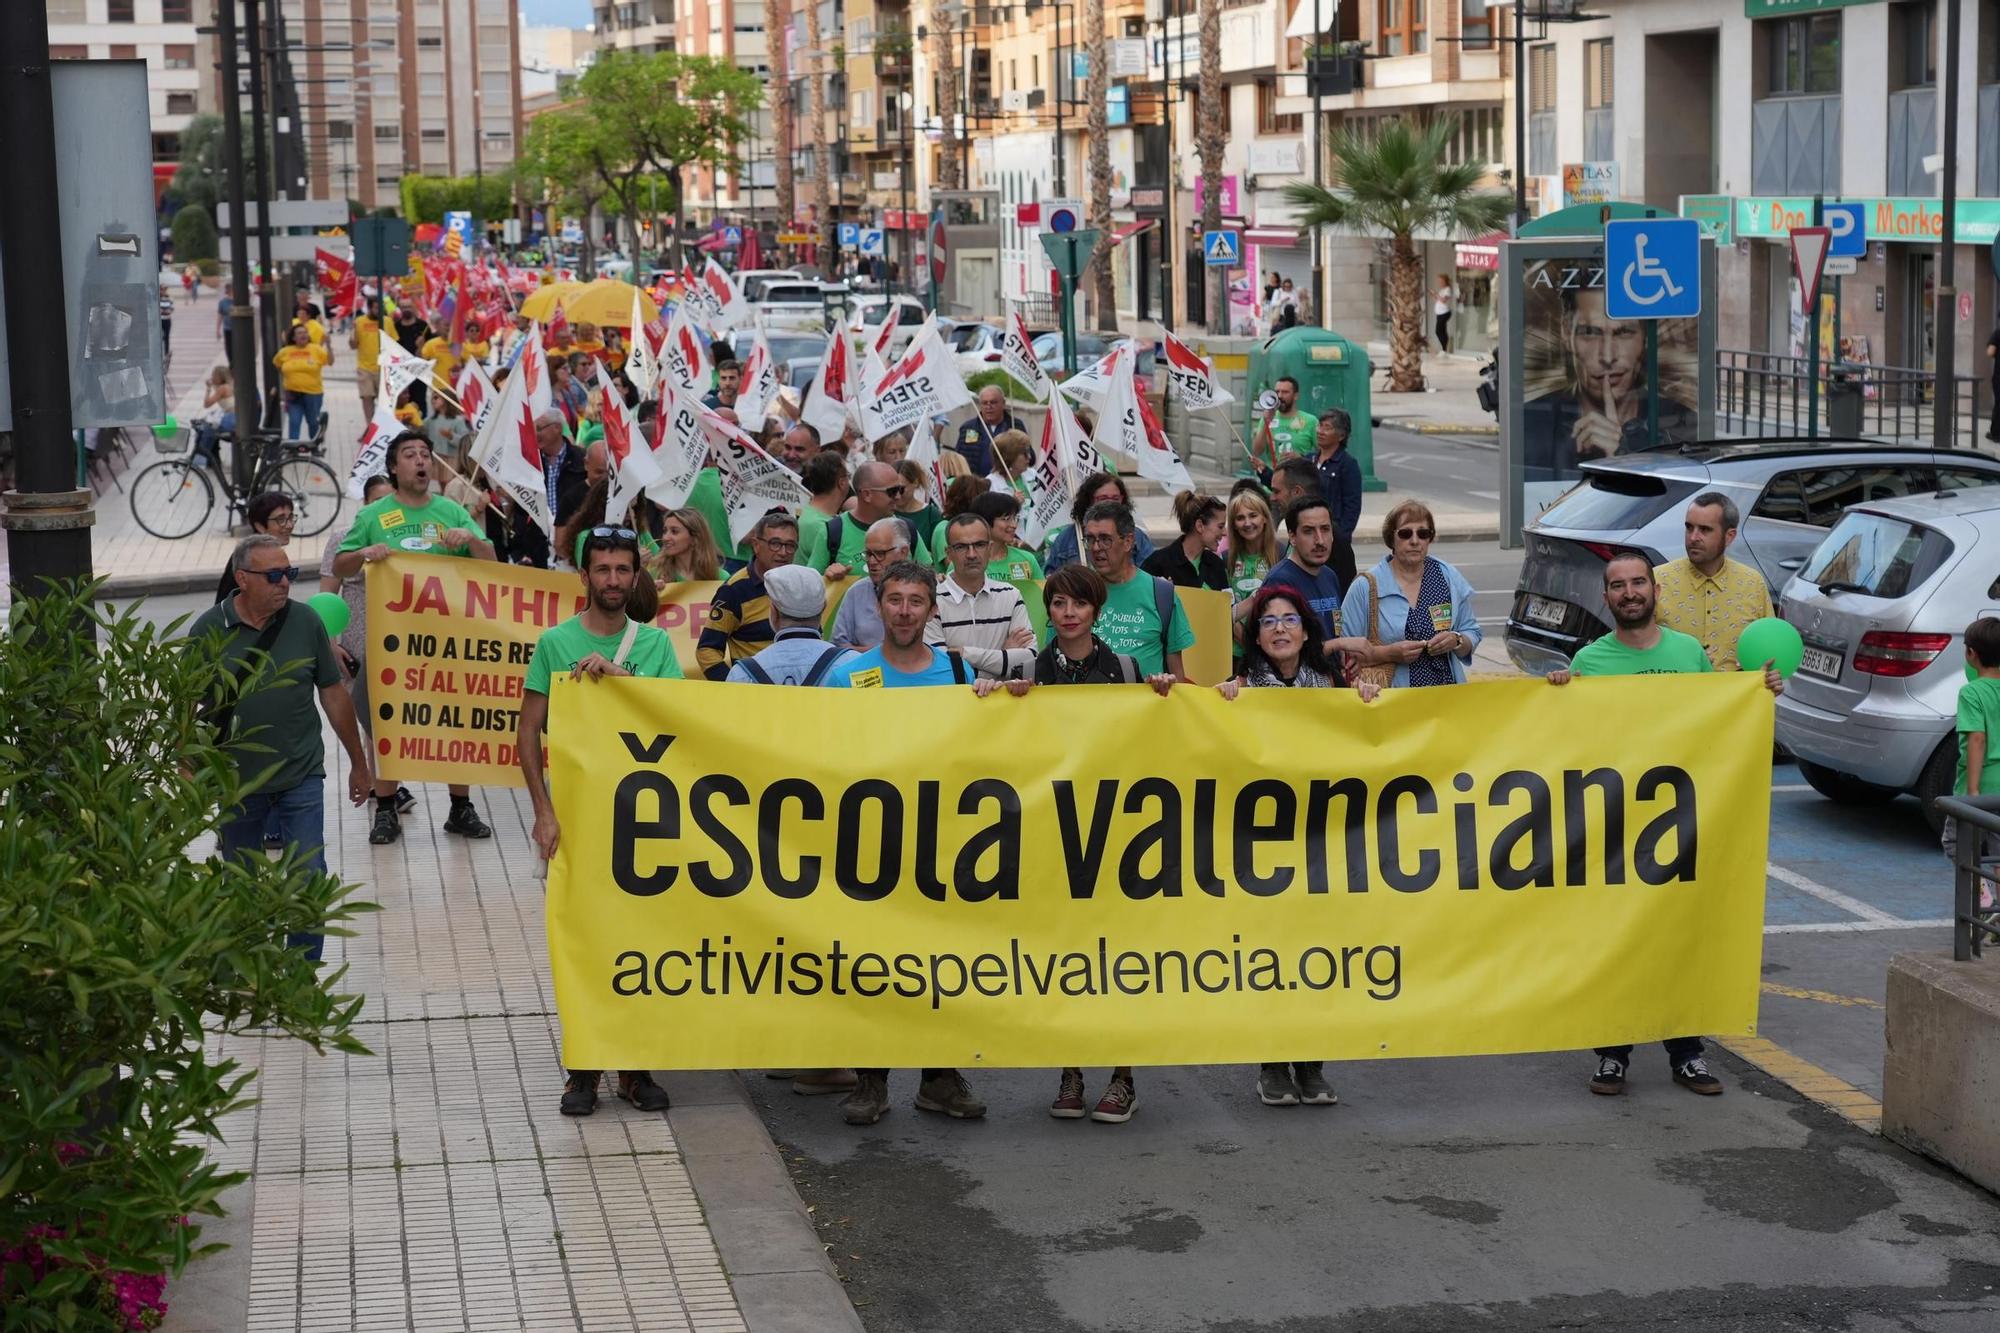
[1603, 218, 1701, 320]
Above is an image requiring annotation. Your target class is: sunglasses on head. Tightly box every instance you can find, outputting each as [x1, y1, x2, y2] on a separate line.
[1396, 526, 1434, 541]
[247, 565, 301, 585]
[584, 525, 639, 553]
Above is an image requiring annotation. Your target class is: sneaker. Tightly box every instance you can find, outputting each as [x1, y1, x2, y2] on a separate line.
[1049, 1069, 1087, 1119]
[791, 1069, 858, 1096]
[1589, 1056, 1628, 1096]
[914, 1070, 986, 1120]
[442, 801, 491, 839]
[560, 1070, 600, 1116]
[1672, 1058, 1724, 1096]
[1294, 1063, 1337, 1106]
[393, 785, 417, 813]
[1089, 1077, 1137, 1124]
[616, 1070, 671, 1112]
[1258, 1063, 1300, 1106]
[368, 804, 401, 845]
[262, 833, 286, 850]
[840, 1071, 890, 1126]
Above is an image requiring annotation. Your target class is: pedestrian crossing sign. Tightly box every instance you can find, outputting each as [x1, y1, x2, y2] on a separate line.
[1203, 230, 1241, 267]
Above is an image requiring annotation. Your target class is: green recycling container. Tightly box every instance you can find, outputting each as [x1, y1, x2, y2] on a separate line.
[1242, 326, 1383, 492]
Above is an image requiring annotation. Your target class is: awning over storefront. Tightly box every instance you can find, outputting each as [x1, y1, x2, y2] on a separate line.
[1454, 231, 1507, 271]
[1109, 218, 1157, 246]
[1244, 227, 1304, 248]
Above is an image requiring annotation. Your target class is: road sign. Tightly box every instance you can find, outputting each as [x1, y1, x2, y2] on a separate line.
[1824, 256, 1858, 277]
[1603, 218, 1701, 319]
[1039, 228, 1100, 278]
[1203, 230, 1242, 267]
[1789, 225, 1831, 299]
[218, 199, 350, 230]
[350, 216, 410, 276]
[859, 228, 885, 257]
[838, 222, 860, 248]
[221, 234, 328, 263]
[1046, 199, 1082, 234]
[1823, 202, 1867, 259]
[721, 225, 744, 248]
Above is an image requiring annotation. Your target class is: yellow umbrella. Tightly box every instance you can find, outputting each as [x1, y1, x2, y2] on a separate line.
[518, 280, 587, 323]
[565, 278, 659, 329]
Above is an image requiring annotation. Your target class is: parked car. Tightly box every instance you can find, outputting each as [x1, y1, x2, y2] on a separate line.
[753, 280, 849, 336]
[1031, 330, 1116, 374]
[736, 268, 803, 303]
[1504, 442, 2000, 675]
[950, 320, 1007, 377]
[1776, 487, 2000, 831]
[848, 295, 930, 355]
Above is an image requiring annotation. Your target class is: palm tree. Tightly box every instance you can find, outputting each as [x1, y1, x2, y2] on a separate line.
[1283, 114, 1509, 392]
[932, 21, 961, 192]
[1083, 0, 1113, 324]
[805, 16, 834, 263]
[766, 0, 795, 227]
[1195, 0, 1224, 333]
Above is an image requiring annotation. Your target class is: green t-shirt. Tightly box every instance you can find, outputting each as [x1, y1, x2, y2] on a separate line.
[808, 512, 913, 574]
[794, 506, 834, 571]
[524, 614, 685, 696]
[188, 597, 342, 795]
[989, 546, 1044, 584]
[1229, 553, 1271, 604]
[338, 492, 479, 557]
[1955, 675, 2000, 795]
[1095, 570, 1196, 677]
[688, 467, 746, 563]
[1267, 409, 1317, 456]
[1569, 627, 1714, 677]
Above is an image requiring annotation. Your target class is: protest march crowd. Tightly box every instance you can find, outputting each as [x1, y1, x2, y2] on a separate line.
[192, 252, 1796, 1133]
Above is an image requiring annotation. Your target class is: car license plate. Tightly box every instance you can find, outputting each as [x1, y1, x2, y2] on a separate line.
[1524, 595, 1567, 630]
[1798, 645, 1843, 680]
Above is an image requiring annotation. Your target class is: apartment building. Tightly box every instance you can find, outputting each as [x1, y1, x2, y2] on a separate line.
[47, 0, 212, 202]
[1537, 0, 1995, 379]
[594, 0, 677, 53]
[660, 0, 777, 224]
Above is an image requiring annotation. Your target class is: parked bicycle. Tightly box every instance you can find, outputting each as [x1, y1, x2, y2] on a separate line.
[127, 418, 342, 540]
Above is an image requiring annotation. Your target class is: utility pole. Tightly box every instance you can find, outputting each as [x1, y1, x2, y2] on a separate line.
[1311, 0, 1325, 321]
[1511, 2, 1527, 231]
[0, 1, 92, 599]
[246, 0, 281, 432]
[1934, 0, 1961, 450]
[1054, 1, 1065, 196]
[218, 0, 260, 495]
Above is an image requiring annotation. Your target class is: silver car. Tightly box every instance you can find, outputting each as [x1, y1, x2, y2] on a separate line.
[1777, 488, 2000, 832]
[1505, 442, 2000, 675]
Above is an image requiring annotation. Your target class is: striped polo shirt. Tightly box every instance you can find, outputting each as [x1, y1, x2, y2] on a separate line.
[697, 566, 776, 680]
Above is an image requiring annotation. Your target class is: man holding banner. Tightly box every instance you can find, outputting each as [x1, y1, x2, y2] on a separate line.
[333, 432, 499, 846]
[519, 526, 682, 1117]
[1083, 502, 1195, 681]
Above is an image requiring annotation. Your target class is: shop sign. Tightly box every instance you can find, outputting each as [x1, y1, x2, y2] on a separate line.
[1732, 196, 2000, 246]
[1680, 194, 1735, 244]
[1560, 162, 1619, 207]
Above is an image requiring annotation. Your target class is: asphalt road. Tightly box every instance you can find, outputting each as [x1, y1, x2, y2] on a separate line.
[1370, 426, 1502, 519]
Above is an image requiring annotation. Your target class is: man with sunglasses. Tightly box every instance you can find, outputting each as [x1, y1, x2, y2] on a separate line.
[333, 431, 499, 844]
[190, 534, 374, 962]
[800, 462, 915, 581]
[519, 526, 683, 1118]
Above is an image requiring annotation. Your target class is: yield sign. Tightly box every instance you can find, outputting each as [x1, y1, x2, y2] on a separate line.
[1789, 225, 1831, 301]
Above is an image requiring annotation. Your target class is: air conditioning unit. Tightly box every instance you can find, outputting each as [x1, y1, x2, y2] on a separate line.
[1001, 89, 1028, 112]
[1026, 89, 1046, 109]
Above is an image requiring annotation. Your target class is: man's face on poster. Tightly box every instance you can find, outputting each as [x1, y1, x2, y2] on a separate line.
[1566, 287, 1645, 413]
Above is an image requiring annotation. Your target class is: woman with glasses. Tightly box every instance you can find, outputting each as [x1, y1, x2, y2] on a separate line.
[215, 491, 296, 604]
[1217, 584, 1379, 1108]
[1339, 499, 1482, 688]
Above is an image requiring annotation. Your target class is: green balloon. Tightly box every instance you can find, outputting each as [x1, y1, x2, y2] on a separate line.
[308, 591, 351, 640]
[1736, 616, 1804, 676]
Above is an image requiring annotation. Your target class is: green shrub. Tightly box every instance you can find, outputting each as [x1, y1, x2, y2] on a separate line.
[193, 258, 220, 278]
[0, 587, 373, 1331]
[964, 368, 1033, 402]
[168, 208, 217, 265]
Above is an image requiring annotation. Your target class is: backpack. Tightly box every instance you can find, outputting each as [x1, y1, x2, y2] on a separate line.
[738, 643, 848, 687]
[825, 514, 918, 567]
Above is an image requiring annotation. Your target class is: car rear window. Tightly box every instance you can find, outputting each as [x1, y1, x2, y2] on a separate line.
[761, 285, 821, 304]
[1533, 472, 1699, 533]
[1798, 511, 1955, 598]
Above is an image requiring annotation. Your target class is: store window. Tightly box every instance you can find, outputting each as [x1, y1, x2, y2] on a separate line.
[1378, 0, 1428, 55]
[1766, 14, 1840, 95]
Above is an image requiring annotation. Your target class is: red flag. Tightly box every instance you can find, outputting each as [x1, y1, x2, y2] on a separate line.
[314, 247, 351, 291]
[547, 300, 571, 348]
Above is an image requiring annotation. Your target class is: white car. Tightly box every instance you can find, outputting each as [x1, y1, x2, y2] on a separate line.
[848, 295, 930, 356]
[736, 268, 803, 302]
[754, 280, 847, 336]
[949, 321, 1007, 378]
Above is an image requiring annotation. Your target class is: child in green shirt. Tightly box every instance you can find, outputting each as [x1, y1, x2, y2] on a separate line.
[1947, 617, 2000, 908]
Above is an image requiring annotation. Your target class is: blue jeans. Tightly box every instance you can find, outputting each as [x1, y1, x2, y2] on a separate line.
[218, 779, 328, 961]
[286, 393, 323, 440]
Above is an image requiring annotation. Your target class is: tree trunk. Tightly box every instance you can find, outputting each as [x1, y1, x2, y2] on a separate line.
[1083, 0, 1114, 328]
[768, 0, 795, 229]
[933, 23, 960, 192]
[1387, 232, 1426, 392]
[806, 0, 834, 263]
[1196, 0, 1224, 334]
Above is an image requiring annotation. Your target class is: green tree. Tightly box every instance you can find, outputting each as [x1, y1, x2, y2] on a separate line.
[1283, 114, 1510, 392]
[171, 113, 262, 217]
[397, 174, 515, 226]
[170, 205, 218, 264]
[519, 109, 613, 271]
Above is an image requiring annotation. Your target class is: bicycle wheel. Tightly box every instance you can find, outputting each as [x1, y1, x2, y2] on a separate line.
[128, 459, 215, 540]
[259, 454, 344, 537]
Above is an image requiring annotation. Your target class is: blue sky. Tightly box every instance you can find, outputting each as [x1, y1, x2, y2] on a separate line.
[522, 0, 592, 25]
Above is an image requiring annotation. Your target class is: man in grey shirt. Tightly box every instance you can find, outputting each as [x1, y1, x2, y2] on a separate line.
[828, 517, 911, 652]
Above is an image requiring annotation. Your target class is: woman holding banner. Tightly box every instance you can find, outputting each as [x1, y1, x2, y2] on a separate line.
[1339, 500, 1482, 689]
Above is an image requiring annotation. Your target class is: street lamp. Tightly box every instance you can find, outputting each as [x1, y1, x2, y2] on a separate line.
[898, 89, 913, 299]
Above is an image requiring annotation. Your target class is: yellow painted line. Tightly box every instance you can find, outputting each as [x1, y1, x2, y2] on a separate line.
[1715, 1034, 1883, 1133]
[1759, 981, 1883, 1009]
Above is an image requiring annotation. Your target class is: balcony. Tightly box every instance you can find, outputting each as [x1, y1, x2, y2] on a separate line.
[1751, 95, 1840, 196]
[1886, 87, 1936, 197]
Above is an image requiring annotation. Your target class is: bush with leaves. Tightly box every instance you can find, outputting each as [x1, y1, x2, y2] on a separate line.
[169, 207, 217, 265]
[0, 587, 373, 1331]
[964, 369, 1034, 403]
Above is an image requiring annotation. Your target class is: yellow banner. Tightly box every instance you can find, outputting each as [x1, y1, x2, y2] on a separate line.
[546, 674, 1773, 1069]
[364, 554, 717, 786]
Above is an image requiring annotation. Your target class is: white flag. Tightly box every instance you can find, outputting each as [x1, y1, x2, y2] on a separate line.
[660, 303, 712, 398]
[732, 330, 781, 435]
[702, 405, 811, 546]
[346, 400, 404, 499]
[598, 365, 661, 526]
[859, 317, 975, 443]
[642, 383, 712, 512]
[699, 259, 751, 331]
[1000, 311, 1052, 403]
[624, 286, 660, 397]
[1161, 330, 1236, 410]
[1100, 345, 1193, 492]
[1020, 391, 1095, 548]
[1057, 340, 1141, 411]
[516, 327, 554, 420]
[378, 336, 434, 405]
[475, 361, 555, 543]
[455, 359, 499, 442]
[799, 326, 855, 446]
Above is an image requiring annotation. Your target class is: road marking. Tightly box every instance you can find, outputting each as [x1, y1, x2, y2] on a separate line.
[1764, 917, 1953, 934]
[1760, 981, 1882, 1009]
[1768, 861, 1898, 922]
[1468, 488, 1500, 499]
[1714, 1034, 1882, 1133]
[1771, 783, 1812, 793]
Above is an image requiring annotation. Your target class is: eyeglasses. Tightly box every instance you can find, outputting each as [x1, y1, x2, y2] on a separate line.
[867, 484, 908, 499]
[756, 538, 800, 555]
[590, 526, 637, 540]
[1396, 526, 1435, 541]
[947, 541, 987, 555]
[862, 547, 905, 564]
[1081, 533, 1123, 548]
[1258, 613, 1304, 630]
[248, 565, 301, 585]
[265, 512, 296, 528]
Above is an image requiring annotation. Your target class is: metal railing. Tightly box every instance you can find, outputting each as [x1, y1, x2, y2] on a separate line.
[1935, 795, 2000, 961]
[1717, 349, 1985, 445]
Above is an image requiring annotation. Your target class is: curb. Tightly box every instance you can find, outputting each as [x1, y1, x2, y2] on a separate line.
[664, 1071, 867, 1333]
[1376, 418, 1500, 437]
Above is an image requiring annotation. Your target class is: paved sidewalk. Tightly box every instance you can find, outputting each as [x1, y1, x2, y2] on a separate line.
[164, 752, 856, 1333]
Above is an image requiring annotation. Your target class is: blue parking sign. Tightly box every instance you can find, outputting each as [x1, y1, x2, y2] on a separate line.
[1603, 219, 1701, 320]
[838, 222, 860, 248]
[1822, 202, 1867, 259]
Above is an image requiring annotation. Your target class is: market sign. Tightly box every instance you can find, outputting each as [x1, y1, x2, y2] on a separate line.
[1744, 0, 1881, 16]
[1679, 194, 1735, 245]
[1730, 196, 2000, 246]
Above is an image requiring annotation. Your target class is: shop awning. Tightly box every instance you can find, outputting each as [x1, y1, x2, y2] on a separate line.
[1243, 227, 1304, 248]
[1454, 231, 1507, 271]
[1109, 219, 1157, 245]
